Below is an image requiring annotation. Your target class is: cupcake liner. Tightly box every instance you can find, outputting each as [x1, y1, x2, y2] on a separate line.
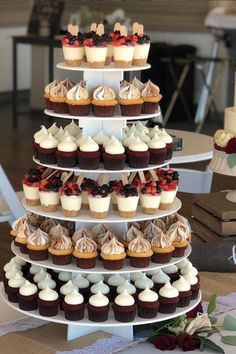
[165, 143, 173, 160]
[178, 290, 192, 307]
[68, 104, 90, 116]
[112, 303, 137, 322]
[93, 105, 115, 117]
[152, 251, 173, 264]
[137, 299, 159, 318]
[120, 103, 142, 116]
[77, 150, 101, 170]
[52, 101, 69, 114]
[127, 150, 150, 168]
[172, 246, 187, 258]
[45, 97, 53, 110]
[51, 253, 72, 265]
[103, 152, 126, 170]
[149, 148, 166, 165]
[6, 286, 20, 303]
[28, 248, 48, 261]
[75, 257, 97, 269]
[38, 147, 56, 164]
[62, 302, 85, 320]
[103, 258, 125, 270]
[19, 243, 29, 255]
[158, 295, 179, 314]
[32, 141, 39, 159]
[190, 284, 200, 300]
[38, 298, 59, 317]
[56, 150, 78, 167]
[142, 101, 159, 114]
[130, 256, 151, 268]
[87, 303, 109, 322]
[18, 293, 38, 311]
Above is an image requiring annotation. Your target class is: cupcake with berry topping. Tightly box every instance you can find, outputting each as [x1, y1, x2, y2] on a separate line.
[100, 234, 126, 270]
[84, 24, 108, 68]
[140, 181, 162, 215]
[80, 178, 98, 210]
[87, 291, 109, 322]
[167, 221, 189, 257]
[92, 85, 117, 117]
[44, 79, 59, 110]
[59, 181, 82, 217]
[158, 129, 174, 160]
[172, 276, 192, 307]
[141, 80, 162, 114]
[78, 137, 101, 170]
[27, 228, 50, 261]
[73, 234, 98, 269]
[87, 184, 112, 219]
[127, 137, 150, 168]
[18, 280, 38, 311]
[38, 133, 58, 164]
[103, 137, 126, 170]
[127, 233, 153, 268]
[132, 23, 150, 66]
[48, 232, 73, 265]
[119, 84, 143, 116]
[33, 126, 49, 159]
[148, 134, 167, 165]
[39, 177, 62, 212]
[113, 290, 137, 322]
[137, 287, 159, 318]
[116, 184, 139, 218]
[158, 282, 179, 314]
[56, 135, 78, 167]
[159, 170, 179, 210]
[112, 27, 137, 67]
[22, 168, 42, 206]
[62, 289, 85, 321]
[62, 25, 85, 66]
[49, 82, 69, 114]
[66, 82, 90, 116]
[151, 229, 174, 264]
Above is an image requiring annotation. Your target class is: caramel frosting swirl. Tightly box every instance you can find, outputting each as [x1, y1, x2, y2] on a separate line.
[127, 222, 141, 230]
[93, 85, 116, 101]
[141, 80, 160, 97]
[167, 221, 189, 242]
[50, 233, 72, 250]
[128, 234, 151, 253]
[97, 230, 114, 247]
[143, 222, 163, 242]
[214, 129, 233, 148]
[119, 84, 141, 100]
[45, 79, 59, 95]
[75, 235, 97, 253]
[123, 226, 144, 243]
[151, 230, 172, 248]
[50, 82, 68, 98]
[101, 236, 125, 255]
[61, 78, 74, 90]
[67, 83, 89, 101]
[132, 77, 145, 91]
[28, 228, 49, 246]
[91, 224, 109, 237]
[49, 224, 69, 240]
[72, 228, 95, 243]
[17, 220, 36, 239]
[153, 219, 167, 232]
[40, 219, 58, 233]
[12, 216, 28, 235]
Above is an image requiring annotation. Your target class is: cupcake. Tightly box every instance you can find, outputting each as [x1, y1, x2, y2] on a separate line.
[59, 181, 82, 217]
[37, 274, 56, 290]
[140, 181, 162, 215]
[27, 264, 43, 283]
[38, 133, 58, 164]
[167, 221, 189, 257]
[39, 177, 62, 212]
[57, 271, 72, 288]
[62, 25, 85, 66]
[112, 290, 137, 322]
[148, 134, 167, 165]
[27, 228, 50, 261]
[116, 280, 137, 300]
[14, 219, 36, 254]
[33, 126, 49, 159]
[73, 234, 98, 269]
[137, 287, 159, 318]
[87, 273, 104, 286]
[87, 184, 112, 219]
[172, 276, 192, 307]
[56, 136, 78, 167]
[4, 265, 22, 290]
[90, 280, 110, 299]
[49, 223, 69, 241]
[49, 82, 69, 114]
[93, 131, 110, 153]
[84, 26, 108, 68]
[162, 264, 179, 282]
[40, 218, 58, 234]
[92, 85, 117, 117]
[48, 232, 73, 265]
[108, 274, 127, 301]
[183, 271, 200, 300]
[60, 280, 78, 307]
[18, 280, 38, 311]
[87, 291, 109, 322]
[130, 271, 143, 285]
[158, 129, 174, 161]
[149, 125, 162, 138]
[135, 273, 154, 294]
[64, 120, 81, 137]
[62, 289, 85, 320]
[44, 79, 59, 110]
[122, 225, 143, 249]
[100, 234, 126, 270]
[77, 137, 101, 170]
[127, 233, 153, 268]
[72, 227, 96, 245]
[103, 138, 125, 170]
[116, 184, 139, 218]
[22, 168, 42, 206]
[127, 137, 150, 168]
[177, 258, 189, 271]
[152, 269, 170, 293]
[96, 228, 113, 255]
[123, 132, 138, 160]
[38, 287, 59, 317]
[180, 262, 199, 280]
[119, 84, 143, 116]
[141, 80, 162, 114]
[151, 230, 174, 264]
[158, 282, 179, 314]
[112, 31, 137, 68]
[33, 269, 49, 284]
[66, 82, 90, 116]
[6, 273, 25, 303]
[72, 274, 90, 299]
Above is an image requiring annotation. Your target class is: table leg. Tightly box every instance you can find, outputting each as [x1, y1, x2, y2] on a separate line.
[12, 38, 18, 128]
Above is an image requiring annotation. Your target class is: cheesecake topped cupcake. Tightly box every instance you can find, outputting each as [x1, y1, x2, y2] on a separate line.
[92, 85, 117, 117]
[127, 233, 153, 268]
[112, 27, 137, 68]
[100, 234, 126, 270]
[87, 184, 112, 219]
[84, 24, 108, 68]
[116, 184, 139, 218]
[59, 181, 82, 217]
[39, 177, 62, 212]
[132, 23, 150, 66]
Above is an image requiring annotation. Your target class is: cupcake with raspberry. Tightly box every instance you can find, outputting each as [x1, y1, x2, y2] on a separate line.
[49, 82, 69, 114]
[22, 168, 42, 206]
[87, 184, 112, 219]
[127, 137, 150, 168]
[87, 291, 109, 322]
[116, 184, 139, 218]
[92, 85, 118, 117]
[148, 134, 167, 165]
[172, 276, 192, 307]
[167, 221, 189, 257]
[140, 181, 162, 215]
[56, 135, 78, 167]
[127, 233, 153, 268]
[38, 133, 58, 164]
[103, 138, 126, 170]
[27, 228, 50, 261]
[39, 177, 62, 212]
[158, 282, 179, 314]
[48, 232, 73, 265]
[66, 82, 90, 116]
[137, 287, 159, 318]
[151, 230, 174, 264]
[77, 137, 101, 170]
[62, 25, 85, 66]
[119, 84, 143, 116]
[100, 234, 126, 270]
[141, 80, 162, 114]
[73, 234, 98, 269]
[80, 178, 98, 210]
[59, 181, 82, 217]
[44, 79, 59, 110]
[113, 290, 137, 322]
[84, 25, 108, 68]
[112, 31, 137, 68]
[62, 289, 85, 320]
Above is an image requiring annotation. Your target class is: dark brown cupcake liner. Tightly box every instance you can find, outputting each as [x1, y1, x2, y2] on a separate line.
[103, 152, 126, 170]
[177, 290, 192, 307]
[19, 243, 29, 255]
[130, 256, 151, 268]
[77, 286, 90, 302]
[103, 258, 125, 270]
[77, 150, 101, 170]
[190, 283, 200, 300]
[32, 141, 39, 159]
[68, 104, 90, 116]
[56, 149, 78, 168]
[51, 253, 72, 265]
[45, 97, 53, 110]
[75, 256, 97, 269]
[137, 299, 159, 318]
[87, 303, 109, 322]
[52, 101, 69, 114]
[18, 292, 38, 311]
[112, 302, 137, 322]
[127, 149, 150, 168]
[158, 295, 179, 314]
[149, 148, 167, 165]
[167, 271, 180, 283]
[6, 285, 20, 303]
[28, 248, 48, 261]
[93, 104, 115, 117]
[38, 147, 57, 164]
[120, 104, 142, 116]
[152, 251, 173, 264]
[172, 246, 188, 258]
[62, 302, 85, 320]
[165, 143, 173, 161]
[142, 101, 159, 114]
[38, 298, 59, 317]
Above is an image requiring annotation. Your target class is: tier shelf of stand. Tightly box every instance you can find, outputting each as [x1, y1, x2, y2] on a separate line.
[11, 242, 191, 274]
[56, 62, 151, 72]
[22, 198, 181, 223]
[1, 285, 201, 328]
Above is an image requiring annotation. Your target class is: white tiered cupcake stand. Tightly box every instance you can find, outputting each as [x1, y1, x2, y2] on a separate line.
[2, 62, 201, 341]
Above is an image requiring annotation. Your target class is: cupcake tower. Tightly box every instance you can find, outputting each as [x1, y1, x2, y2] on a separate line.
[2, 30, 201, 342]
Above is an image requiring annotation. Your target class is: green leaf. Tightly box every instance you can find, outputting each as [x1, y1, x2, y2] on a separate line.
[221, 335, 236, 346]
[227, 154, 236, 169]
[210, 316, 218, 325]
[207, 294, 217, 315]
[199, 338, 225, 353]
[223, 314, 236, 331]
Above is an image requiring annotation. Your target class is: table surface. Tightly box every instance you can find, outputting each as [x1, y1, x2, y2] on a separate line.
[168, 129, 213, 164]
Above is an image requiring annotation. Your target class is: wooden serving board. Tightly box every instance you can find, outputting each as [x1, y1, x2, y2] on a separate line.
[191, 218, 236, 243]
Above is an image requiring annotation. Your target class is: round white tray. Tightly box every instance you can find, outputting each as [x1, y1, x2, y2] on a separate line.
[22, 198, 181, 223]
[33, 156, 171, 174]
[57, 62, 151, 72]
[11, 242, 191, 274]
[44, 109, 160, 121]
[1, 285, 201, 327]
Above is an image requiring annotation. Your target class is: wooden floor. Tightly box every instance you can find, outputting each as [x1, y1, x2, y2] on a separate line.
[0, 100, 235, 278]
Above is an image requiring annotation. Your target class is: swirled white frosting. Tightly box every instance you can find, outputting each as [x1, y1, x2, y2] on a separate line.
[138, 287, 158, 302]
[159, 282, 179, 298]
[115, 289, 135, 306]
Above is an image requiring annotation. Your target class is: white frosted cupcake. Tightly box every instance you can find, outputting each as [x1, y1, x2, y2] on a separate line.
[78, 137, 101, 170]
[113, 289, 137, 322]
[137, 287, 159, 318]
[38, 286, 59, 316]
[158, 282, 179, 314]
[87, 291, 109, 322]
[18, 280, 38, 311]
[62, 289, 85, 320]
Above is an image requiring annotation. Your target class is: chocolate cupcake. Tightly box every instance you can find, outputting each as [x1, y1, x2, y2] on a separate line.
[167, 221, 189, 257]
[127, 233, 153, 268]
[38, 287, 59, 317]
[78, 137, 101, 170]
[66, 82, 90, 116]
[113, 290, 137, 322]
[59, 280, 78, 308]
[108, 274, 127, 302]
[57, 271, 72, 289]
[38, 133, 58, 164]
[62, 289, 85, 321]
[152, 270, 171, 293]
[158, 282, 179, 314]
[33, 126, 49, 160]
[48, 232, 73, 265]
[73, 234, 98, 269]
[90, 280, 110, 300]
[60, 182, 82, 217]
[127, 137, 150, 168]
[116, 280, 137, 301]
[3, 259, 21, 288]
[134, 273, 154, 294]
[148, 134, 167, 165]
[87, 184, 112, 219]
[137, 287, 159, 318]
[172, 276, 192, 307]
[162, 264, 179, 283]
[93, 131, 110, 156]
[27, 264, 43, 283]
[18, 280, 38, 311]
[103, 137, 126, 170]
[33, 269, 50, 284]
[72, 274, 90, 300]
[56, 135, 78, 167]
[141, 80, 162, 114]
[6, 273, 26, 303]
[158, 129, 173, 161]
[118, 84, 143, 116]
[92, 85, 117, 117]
[87, 291, 109, 322]
[151, 230, 174, 264]
[44, 79, 59, 110]
[100, 234, 126, 270]
[27, 228, 49, 261]
[180, 262, 200, 281]
[37, 274, 57, 291]
[183, 271, 200, 300]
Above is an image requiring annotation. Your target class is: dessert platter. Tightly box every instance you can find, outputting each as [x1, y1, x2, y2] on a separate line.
[2, 22, 201, 341]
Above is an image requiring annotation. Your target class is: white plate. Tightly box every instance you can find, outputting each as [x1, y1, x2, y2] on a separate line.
[56, 62, 151, 72]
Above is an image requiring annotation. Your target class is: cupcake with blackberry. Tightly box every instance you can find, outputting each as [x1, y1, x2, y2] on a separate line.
[132, 23, 150, 66]
[137, 287, 159, 318]
[48, 232, 73, 265]
[127, 233, 153, 268]
[44, 79, 59, 110]
[109, 180, 123, 211]
[172, 276, 192, 307]
[151, 230, 174, 264]
[140, 181, 162, 215]
[73, 234, 98, 269]
[33, 126, 49, 159]
[62, 25, 85, 66]
[66, 82, 90, 116]
[100, 234, 126, 270]
[39, 177, 62, 212]
[148, 134, 167, 164]
[49, 82, 69, 114]
[152, 269, 170, 293]
[92, 85, 117, 117]
[56, 135, 78, 167]
[112, 28, 137, 67]
[38, 287, 59, 317]
[84, 24, 108, 68]
[59, 181, 82, 217]
[167, 221, 189, 257]
[116, 184, 139, 218]
[158, 129, 174, 160]
[38, 133, 58, 164]
[87, 291, 109, 322]
[158, 282, 179, 314]
[18, 280, 38, 311]
[103, 138, 126, 170]
[77, 137, 101, 170]
[81, 178, 99, 210]
[22, 168, 42, 206]
[141, 80, 162, 114]
[87, 184, 112, 219]
[113, 290, 137, 322]
[27, 228, 50, 261]
[127, 137, 150, 168]
[119, 84, 143, 116]
[62, 289, 85, 321]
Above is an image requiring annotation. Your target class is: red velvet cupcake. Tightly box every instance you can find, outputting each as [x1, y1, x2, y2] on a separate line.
[113, 290, 137, 322]
[78, 137, 101, 170]
[33, 126, 49, 159]
[148, 134, 167, 165]
[56, 136, 78, 167]
[38, 287, 59, 317]
[87, 292, 109, 322]
[172, 276, 192, 307]
[62, 289, 85, 321]
[158, 129, 174, 161]
[18, 280, 38, 311]
[103, 138, 126, 170]
[127, 137, 150, 168]
[137, 287, 159, 318]
[38, 133, 58, 164]
[6, 273, 25, 303]
[183, 272, 200, 300]
[158, 282, 179, 314]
